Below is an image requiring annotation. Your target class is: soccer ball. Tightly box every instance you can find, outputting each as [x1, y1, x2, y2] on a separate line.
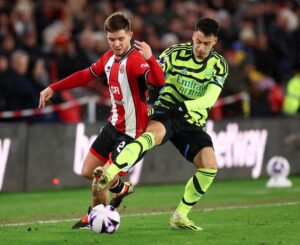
[88, 204, 120, 234]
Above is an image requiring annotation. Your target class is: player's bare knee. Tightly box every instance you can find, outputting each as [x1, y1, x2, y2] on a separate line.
[205, 161, 218, 170]
[146, 120, 166, 145]
[194, 147, 218, 170]
[194, 160, 218, 170]
[152, 132, 164, 145]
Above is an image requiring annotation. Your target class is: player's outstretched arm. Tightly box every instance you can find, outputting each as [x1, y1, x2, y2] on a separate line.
[38, 67, 98, 108]
[39, 87, 54, 108]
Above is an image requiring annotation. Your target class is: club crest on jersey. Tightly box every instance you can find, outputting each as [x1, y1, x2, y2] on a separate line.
[120, 64, 125, 74]
[204, 69, 214, 79]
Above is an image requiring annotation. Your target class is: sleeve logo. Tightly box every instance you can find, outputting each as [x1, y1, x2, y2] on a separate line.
[159, 56, 167, 64]
[204, 69, 214, 79]
[216, 76, 225, 85]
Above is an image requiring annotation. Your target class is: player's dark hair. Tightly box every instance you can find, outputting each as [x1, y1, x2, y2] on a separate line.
[195, 18, 219, 36]
[104, 12, 131, 33]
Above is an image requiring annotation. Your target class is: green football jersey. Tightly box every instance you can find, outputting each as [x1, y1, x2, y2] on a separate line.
[155, 42, 228, 127]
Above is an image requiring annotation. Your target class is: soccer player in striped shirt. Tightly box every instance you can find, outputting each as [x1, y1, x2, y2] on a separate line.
[95, 18, 229, 231]
[39, 12, 165, 229]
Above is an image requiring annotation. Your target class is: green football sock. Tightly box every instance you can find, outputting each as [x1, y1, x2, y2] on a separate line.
[175, 168, 217, 217]
[106, 132, 155, 177]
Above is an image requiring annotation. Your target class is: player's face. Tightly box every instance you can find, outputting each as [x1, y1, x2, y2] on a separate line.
[192, 31, 217, 60]
[106, 30, 133, 58]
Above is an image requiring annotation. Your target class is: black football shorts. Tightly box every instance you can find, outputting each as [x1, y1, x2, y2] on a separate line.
[90, 122, 134, 162]
[150, 107, 213, 163]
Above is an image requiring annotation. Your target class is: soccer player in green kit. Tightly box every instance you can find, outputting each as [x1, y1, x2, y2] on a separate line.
[283, 61, 300, 115]
[93, 18, 229, 231]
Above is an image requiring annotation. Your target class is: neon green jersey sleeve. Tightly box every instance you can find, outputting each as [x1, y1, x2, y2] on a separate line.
[283, 75, 300, 115]
[184, 83, 222, 111]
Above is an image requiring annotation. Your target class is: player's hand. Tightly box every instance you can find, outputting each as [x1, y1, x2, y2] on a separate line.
[134, 40, 152, 60]
[39, 87, 54, 108]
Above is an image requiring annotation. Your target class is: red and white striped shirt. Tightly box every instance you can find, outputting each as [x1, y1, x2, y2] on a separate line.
[50, 47, 164, 139]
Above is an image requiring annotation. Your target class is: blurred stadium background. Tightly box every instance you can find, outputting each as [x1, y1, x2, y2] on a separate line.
[0, 0, 300, 243]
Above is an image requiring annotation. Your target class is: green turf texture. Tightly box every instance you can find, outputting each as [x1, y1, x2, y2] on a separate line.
[0, 177, 299, 244]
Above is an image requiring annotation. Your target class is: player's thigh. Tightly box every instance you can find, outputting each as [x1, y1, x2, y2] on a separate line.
[149, 107, 175, 145]
[171, 126, 215, 168]
[82, 123, 118, 178]
[82, 151, 106, 179]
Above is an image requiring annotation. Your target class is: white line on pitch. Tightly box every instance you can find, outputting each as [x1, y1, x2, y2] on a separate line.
[1, 201, 299, 228]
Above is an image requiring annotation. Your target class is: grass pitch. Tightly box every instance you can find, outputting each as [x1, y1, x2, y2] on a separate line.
[0, 177, 300, 245]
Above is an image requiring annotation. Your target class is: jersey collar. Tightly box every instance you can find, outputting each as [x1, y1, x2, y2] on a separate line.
[115, 47, 134, 63]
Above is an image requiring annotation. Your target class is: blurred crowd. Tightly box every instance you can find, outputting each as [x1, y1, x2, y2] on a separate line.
[0, 0, 299, 123]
